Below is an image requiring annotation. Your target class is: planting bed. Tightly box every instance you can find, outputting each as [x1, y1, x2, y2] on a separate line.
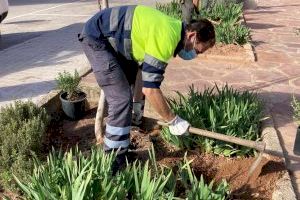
[42, 108, 285, 200]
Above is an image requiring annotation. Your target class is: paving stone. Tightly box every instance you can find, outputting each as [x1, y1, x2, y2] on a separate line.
[291, 78, 300, 88]
[278, 65, 300, 77]
[220, 69, 252, 83]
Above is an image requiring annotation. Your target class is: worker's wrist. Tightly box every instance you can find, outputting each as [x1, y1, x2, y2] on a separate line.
[165, 113, 176, 123]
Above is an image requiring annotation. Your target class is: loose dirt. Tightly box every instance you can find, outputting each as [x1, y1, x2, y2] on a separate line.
[198, 43, 253, 62]
[205, 44, 246, 57]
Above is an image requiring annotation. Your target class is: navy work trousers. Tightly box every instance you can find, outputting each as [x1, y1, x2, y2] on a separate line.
[79, 35, 138, 155]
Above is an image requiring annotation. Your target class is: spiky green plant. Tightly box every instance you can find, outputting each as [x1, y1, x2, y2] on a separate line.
[215, 22, 250, 45]
[13, 147, 126, 200]
[156, 0, 182, 20]
[156, 0, 250, 45]
[14, 145, 230, 199]
[55, 70, 81, 100]
[162, 84, 263, 157]
[291, 95, 300, 125]
[0, 101, 50, 190]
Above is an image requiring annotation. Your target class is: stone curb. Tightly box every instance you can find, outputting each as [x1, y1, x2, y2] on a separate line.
[261, 112, 297, 200]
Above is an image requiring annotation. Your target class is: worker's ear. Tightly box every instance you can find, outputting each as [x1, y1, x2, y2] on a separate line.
[187, 31, 197, 42]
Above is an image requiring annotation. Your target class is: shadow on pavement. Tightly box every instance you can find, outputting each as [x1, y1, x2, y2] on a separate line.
[4, 19, 49, 24]
[246, 22, 284, 30]
[0, 80, 56, 102]
[0, 31, 43, 50]
[0, 22, 85, 77]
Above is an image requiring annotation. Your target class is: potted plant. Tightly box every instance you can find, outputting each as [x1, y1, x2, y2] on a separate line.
[291, 95, 300, 155]
[56, 70, 86, 120]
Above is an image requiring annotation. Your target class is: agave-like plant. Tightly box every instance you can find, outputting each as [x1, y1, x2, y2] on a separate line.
[14, 145, 230, 199]
[14, 147, 119, 200]
[156, 0, 250, 45]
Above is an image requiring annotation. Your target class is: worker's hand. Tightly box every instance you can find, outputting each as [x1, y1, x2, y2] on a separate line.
[167, 115, 190, 136]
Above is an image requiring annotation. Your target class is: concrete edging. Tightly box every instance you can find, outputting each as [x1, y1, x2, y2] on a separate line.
[261, 113, 297, 200]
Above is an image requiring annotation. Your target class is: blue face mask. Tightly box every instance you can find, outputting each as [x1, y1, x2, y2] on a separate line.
[178, 49, 197, 60]
[178, 37, 197, 60]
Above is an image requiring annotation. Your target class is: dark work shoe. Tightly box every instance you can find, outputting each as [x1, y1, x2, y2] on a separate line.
[111, 154, 127, 175]
[111, 151, 138, 175]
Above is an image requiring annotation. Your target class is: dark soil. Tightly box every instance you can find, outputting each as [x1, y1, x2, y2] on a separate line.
[1, 108, 285, 199]
[61, 91, 86, 102]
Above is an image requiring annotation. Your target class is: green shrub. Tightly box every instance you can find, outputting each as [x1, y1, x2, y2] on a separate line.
[55, 70, 81, 100]
[215, 22, 250, 45]
[15, 146, 230, 199]
[161, 84, 263, 157]
[156, 0, 182, 20]
[156, 0, 250, 45]
[0, 101, 50, 190]
[291, 95, 300, 125]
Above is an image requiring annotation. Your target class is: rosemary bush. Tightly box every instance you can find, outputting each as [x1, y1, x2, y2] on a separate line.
[0, 101, 50, 190]
[14, 146, 230, 199]
[55, 70, 81, 100]
[161, 84, 263, 157]
[156, 0, 250, 45]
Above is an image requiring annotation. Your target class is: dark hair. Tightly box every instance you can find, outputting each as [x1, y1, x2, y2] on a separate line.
[186, 18, 216, 46]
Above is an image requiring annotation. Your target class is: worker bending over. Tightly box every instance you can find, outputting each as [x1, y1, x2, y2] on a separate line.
[79, 5, 215, 169]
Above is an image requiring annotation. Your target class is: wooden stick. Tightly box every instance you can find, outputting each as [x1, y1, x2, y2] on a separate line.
[157, 121, 266, 152]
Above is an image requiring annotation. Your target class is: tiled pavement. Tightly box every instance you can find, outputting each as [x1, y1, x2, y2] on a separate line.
[1, 0, 300, 198]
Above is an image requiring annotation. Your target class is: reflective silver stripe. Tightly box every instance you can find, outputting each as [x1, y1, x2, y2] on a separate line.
[104, 137, 130, 149]
[144, 54, 167, 70]
[124, 38, 132, 60]
[106, 124, 130, 136]
[108, 37, 117, 51]
[110, 7, 120, 31]
[142, 71, 164, 82]
[124, 6, 135, 31]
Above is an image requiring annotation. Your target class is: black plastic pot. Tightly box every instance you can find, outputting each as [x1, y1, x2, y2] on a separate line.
[60, 91, 86, 120]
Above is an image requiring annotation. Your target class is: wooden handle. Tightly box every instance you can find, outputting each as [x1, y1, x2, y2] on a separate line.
[157, 121, 266, 152]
